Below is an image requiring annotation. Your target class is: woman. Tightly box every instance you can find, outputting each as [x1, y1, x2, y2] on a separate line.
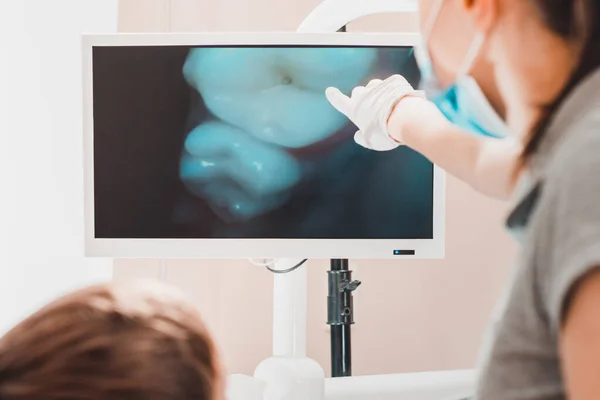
[0, 281, 225, 400]
[327, 0, 600, 398]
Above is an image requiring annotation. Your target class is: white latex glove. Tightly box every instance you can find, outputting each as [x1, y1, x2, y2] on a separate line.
[325, 74, 426, 151]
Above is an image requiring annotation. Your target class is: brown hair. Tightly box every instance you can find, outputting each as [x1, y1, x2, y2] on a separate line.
[522, 0, 600, 161]
[0, 281, 220, 400]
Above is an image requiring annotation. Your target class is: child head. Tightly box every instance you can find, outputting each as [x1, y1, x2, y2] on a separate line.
[0, 280, 224, 400]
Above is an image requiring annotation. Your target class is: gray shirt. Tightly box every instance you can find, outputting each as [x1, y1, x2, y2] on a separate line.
[475, 67, 600, 399]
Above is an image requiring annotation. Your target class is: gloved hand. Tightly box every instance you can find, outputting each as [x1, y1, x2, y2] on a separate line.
[325, 74, 426, 151]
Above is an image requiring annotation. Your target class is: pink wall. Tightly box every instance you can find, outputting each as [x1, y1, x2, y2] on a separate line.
[115, 0, 517, 376]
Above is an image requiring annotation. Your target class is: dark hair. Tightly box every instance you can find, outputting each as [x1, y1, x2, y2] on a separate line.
[522, 0, 600, 161]
[0, 281, 220, 400]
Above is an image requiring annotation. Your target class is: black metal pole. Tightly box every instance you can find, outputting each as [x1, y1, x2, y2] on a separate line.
[328, 259, 360, 377]
[330, 324, 352, 377]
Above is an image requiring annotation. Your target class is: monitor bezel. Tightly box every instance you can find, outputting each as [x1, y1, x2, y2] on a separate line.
[83, 32, 445, 259]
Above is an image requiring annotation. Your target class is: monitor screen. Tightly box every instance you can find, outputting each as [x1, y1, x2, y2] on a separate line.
[91, 44, 433, 241]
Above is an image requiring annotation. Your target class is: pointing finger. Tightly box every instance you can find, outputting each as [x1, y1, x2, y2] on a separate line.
[325, 86, 352, 116]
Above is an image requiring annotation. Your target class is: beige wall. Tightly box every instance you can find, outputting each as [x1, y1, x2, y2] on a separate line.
[115, 0, 517, 377]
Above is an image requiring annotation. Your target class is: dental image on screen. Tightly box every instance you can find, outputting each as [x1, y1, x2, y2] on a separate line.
[92, 45, 433, 239]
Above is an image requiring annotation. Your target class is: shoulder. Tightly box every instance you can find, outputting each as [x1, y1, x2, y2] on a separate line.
[531, 110, 600, 330]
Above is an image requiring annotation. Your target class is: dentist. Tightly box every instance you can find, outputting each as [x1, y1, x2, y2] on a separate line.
[327, 0, 600, 398]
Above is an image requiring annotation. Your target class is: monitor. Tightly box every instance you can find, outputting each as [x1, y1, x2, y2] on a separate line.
[83, 32, 445, 259]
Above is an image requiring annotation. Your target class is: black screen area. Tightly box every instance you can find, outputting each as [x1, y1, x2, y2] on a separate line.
[92, 45, 433, 239]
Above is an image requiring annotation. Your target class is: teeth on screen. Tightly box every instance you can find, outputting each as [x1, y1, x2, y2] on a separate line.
[180, 47, 378, 220]
[180, 120, 302, 221]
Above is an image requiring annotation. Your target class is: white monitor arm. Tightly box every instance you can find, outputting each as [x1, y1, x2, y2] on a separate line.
[297, 0, 417, 33]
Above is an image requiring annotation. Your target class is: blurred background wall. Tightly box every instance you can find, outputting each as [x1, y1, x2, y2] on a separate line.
[0, 0, 116, 335]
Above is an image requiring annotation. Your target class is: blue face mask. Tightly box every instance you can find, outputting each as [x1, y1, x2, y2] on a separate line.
[415, 0, 509, 138]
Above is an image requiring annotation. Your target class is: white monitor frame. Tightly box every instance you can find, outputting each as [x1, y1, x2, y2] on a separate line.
[83, 32, 445, 259]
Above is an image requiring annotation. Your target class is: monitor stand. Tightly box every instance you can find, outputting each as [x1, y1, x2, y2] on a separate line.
[328, 259, 361, 377]
[234, 258, 360, 399]
[253, 259, 325, 400]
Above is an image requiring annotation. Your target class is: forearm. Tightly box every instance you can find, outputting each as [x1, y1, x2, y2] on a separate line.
[387, 96, 520, 200]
